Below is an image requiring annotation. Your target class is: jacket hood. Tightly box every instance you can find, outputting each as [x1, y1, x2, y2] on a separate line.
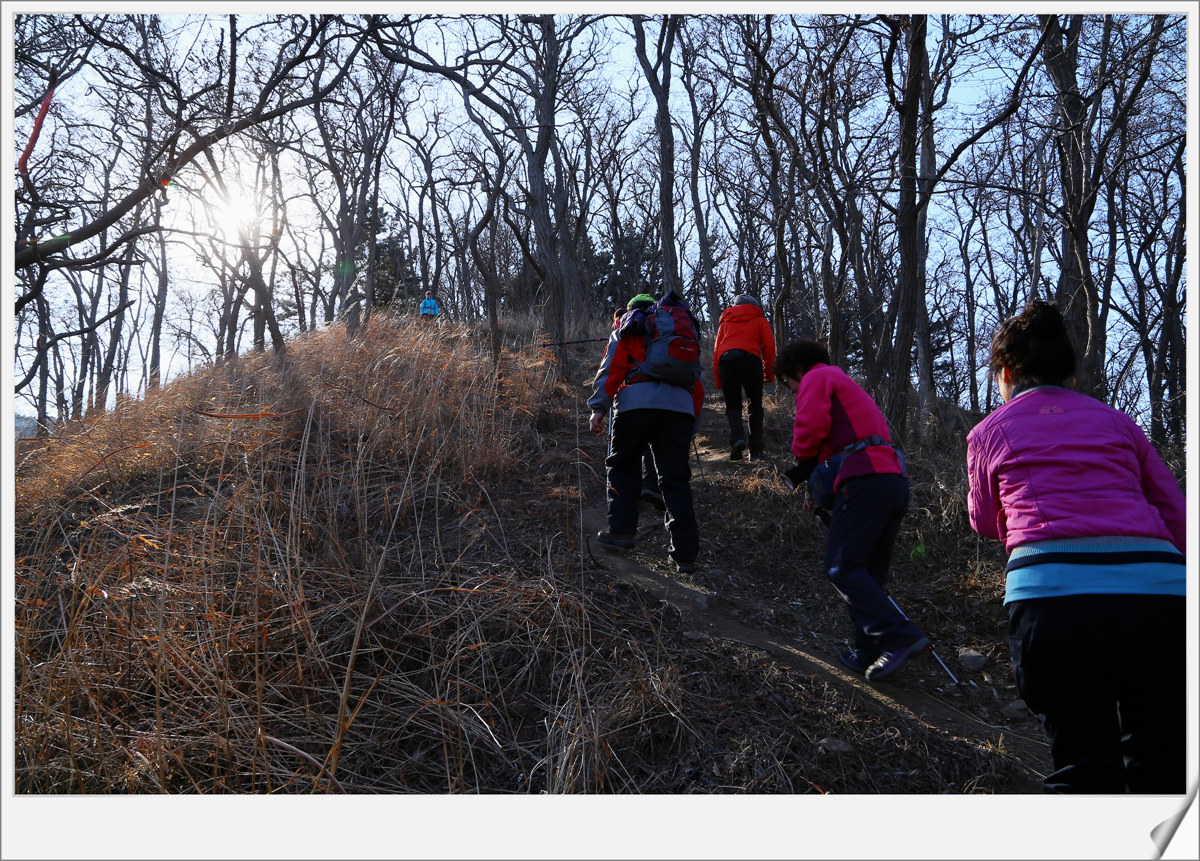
[721, 303, 765, 324]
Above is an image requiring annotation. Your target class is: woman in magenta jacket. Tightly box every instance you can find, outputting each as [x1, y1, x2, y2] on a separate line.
[967, 300, 1186, 794]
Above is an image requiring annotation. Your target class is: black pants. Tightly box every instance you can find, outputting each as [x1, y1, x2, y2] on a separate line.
[1008, 593, 1186, 794]
[641, 450, 659, 496]
[607, 415, 659, 496]
[718, 350, 764, 454]
[823, 473, 922, 655]
[606, 408, 698, 564]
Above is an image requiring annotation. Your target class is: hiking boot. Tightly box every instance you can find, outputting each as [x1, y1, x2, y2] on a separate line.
[672, 557, 697, 574]
[596, 530, 635, 549]
[837, 648, 877, 675]
[640, 489, 665, 510]
[730, 439, 748, 460]
[865, 636, 930, 681]
[749, 450, 768, 461]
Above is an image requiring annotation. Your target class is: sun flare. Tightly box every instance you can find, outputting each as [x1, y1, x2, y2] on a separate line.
[211, 185, 261, 238]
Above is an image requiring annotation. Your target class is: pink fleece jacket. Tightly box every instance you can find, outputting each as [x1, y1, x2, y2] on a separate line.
[967, 386, 1186, 554]
[790, 363, 903, 488]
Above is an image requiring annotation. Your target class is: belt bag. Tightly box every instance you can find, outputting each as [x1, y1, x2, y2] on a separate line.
[808, 435, 906, 509]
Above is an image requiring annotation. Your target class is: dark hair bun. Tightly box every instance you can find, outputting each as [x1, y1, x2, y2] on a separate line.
[1024, 299, 1066, 336]
[988, 298, 1076, 385]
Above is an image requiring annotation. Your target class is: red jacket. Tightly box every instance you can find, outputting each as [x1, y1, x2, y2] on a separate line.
[790, 363, 903, 488]
[713, 304, 776, 387]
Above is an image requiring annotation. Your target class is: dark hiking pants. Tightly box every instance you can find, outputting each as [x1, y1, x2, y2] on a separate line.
[718, 350, 765, 454]
[823, 473, 921, 656]
[606, 408, 698, 564]
[1008, 593, 1186, 794]
[608, 413, 660, 496]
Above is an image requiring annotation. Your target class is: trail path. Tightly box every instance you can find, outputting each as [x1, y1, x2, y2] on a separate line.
[581, 403, 1051, 793]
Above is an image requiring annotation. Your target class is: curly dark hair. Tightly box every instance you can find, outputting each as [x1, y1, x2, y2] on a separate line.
[988, 299, 1076, 386]
[775, 338, 831, 380]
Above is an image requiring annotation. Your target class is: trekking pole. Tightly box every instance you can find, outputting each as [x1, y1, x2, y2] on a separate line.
[537, 336, 606, 348]
[883, 590, 967, 692]
[691, 435, 707, 484]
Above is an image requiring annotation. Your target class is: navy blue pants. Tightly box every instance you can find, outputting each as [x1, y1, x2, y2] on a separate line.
[823, 473, 922, 655]
[718, 350, 765, 454]
[606, 408, 698, 564]
[1008, 593, 1186, 794]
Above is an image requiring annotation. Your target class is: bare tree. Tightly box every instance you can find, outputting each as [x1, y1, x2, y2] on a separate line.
[372, 14, 601, 346]
[14, 14, 373, 274]
[677, 19, 732, 324]
[877, 14, 1049, 437]
[305, 50, 403, 331]
[631, 15, 683, 297]
[1037, 14, 1171, 400]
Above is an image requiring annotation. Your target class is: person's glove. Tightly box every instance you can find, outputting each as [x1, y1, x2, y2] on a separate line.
[781, 457, 817, 491]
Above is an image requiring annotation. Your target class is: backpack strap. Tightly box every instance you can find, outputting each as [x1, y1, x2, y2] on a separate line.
[829, 435, 906, 476]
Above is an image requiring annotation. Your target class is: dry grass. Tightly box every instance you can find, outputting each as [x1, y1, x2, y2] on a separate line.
[15, 314, 610, 793]
[15, 315, 1034, 795]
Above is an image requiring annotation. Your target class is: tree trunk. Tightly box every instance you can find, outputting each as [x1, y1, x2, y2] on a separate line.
[146, 196, 170, 389]
[633, 16, 683, 296]
[883, 14, 927, 441]
[1039, 14, 1103, 398]
[912, 22, 938, 437]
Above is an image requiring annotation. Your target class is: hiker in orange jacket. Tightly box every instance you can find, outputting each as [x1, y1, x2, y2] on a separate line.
[713, 295, 776, 460]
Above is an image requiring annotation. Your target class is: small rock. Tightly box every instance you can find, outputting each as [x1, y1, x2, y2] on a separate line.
[682, 631, 707, 641]
[1001, 699, 1031, 720]
[958, 648, 989, 672]
[708, 569, 727, 578]
[817, 738, 855, 755]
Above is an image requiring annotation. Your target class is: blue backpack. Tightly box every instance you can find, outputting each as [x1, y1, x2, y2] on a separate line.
[617, 291, 702, 389]
[809, 435, 907, 509]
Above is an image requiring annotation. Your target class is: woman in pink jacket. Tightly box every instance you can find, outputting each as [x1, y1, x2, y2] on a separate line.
[968, 300, 1185, 794]
[777, 338, 928, 682]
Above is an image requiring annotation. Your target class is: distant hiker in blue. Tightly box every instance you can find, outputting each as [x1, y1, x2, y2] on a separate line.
[420, 292, 440, 321]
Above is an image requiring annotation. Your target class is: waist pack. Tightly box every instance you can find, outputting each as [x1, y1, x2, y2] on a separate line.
[619, 290, 702, 389]
[808, 435, 907, 509]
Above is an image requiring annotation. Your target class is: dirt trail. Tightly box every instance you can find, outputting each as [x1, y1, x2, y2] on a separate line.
[581, 404, 1051, 792]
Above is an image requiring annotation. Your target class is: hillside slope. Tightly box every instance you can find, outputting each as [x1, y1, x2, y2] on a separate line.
[13, 315, 1046, 795]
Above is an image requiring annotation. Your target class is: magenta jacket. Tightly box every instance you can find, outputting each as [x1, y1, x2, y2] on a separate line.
[791, 363, 903, 488]
[967, 387, 1186, 554]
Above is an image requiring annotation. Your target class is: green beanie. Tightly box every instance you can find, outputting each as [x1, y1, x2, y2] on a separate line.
[627, 293, 655, 309]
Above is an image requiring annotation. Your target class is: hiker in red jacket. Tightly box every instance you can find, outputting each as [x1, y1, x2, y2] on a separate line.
[713, 295, 776, 460]
[612, 297, 665, 511]
[588, 292, 704, 573]
[776, 337, 927, 682]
